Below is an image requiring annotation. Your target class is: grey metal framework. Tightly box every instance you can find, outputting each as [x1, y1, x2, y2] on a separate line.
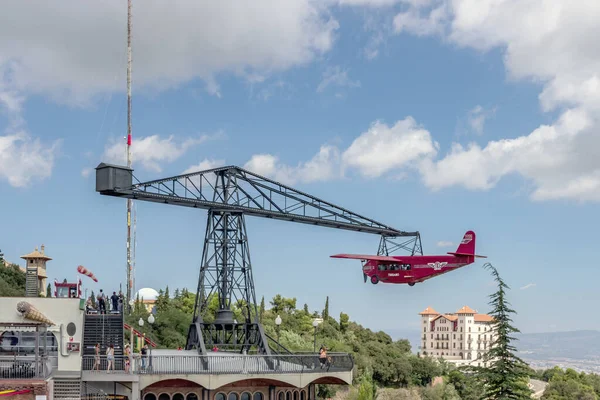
[96, 163, 422, 355]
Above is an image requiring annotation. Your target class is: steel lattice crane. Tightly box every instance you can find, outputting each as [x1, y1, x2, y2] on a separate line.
[96, 163, 422, 355]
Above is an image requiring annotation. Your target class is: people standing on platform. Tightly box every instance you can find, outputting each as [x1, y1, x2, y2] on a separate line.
[93, 343, 100, 371]
[124, 344, 131, 373]
[106, 344, 115, 372]
[97, 290, 106, 314]
[141, 344, 148, 369]
[319, 345, 328, 369]
[111, 291, 119, 313]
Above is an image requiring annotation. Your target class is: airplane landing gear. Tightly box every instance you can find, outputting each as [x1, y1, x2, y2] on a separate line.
[408, 282, 415, 286]
[370, 275, 379, 284]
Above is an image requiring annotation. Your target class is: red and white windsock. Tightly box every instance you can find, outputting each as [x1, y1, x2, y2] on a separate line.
[77, 265, 98, 282]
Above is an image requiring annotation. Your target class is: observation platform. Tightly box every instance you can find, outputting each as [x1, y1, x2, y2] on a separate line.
[81, 350, 354, 391]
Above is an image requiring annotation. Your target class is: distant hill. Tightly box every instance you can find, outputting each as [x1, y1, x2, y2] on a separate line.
[515, 330, 600, 361]
[387, 328, 600, 364]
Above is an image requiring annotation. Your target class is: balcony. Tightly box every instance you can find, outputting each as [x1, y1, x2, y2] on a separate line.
[82, 351, 354, 376]
[0, 355, 56, 380]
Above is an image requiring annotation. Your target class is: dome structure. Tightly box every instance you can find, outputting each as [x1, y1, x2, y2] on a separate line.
[136, 287, 159, 301]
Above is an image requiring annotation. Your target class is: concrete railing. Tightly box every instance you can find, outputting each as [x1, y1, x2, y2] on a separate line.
[82, 353, 354, 375]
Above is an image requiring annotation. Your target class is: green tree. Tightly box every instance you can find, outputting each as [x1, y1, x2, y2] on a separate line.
[46, 283, 52, 297]
[467, 263, 533, 399]
[340, 312, 349, 333]
[259, 296, 265, 323]
[0, 262, 26, 296]
[355, 369, 378, 400]
[0, 249, 4, 265]
[303, 303, 309, 314]
[323, 296, 329, 319]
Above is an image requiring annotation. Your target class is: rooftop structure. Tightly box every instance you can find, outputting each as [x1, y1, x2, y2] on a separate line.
[418, 305, 496, 367]
[20, 245, 52, 297]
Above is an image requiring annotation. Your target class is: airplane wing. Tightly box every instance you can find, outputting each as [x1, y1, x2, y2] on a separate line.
[330, 254, 403, 262]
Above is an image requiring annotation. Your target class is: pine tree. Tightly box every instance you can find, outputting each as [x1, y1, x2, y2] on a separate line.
[0, 249, 4, 265]
[259, 296, 265, 323]
[468, 263, 533, 399]
[323, 296, 329, 319]
[303, 303, 309, 314]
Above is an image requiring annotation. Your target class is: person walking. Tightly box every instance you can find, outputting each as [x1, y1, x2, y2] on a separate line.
[106, 344, 115, 372]
[93, 343, 100, 371]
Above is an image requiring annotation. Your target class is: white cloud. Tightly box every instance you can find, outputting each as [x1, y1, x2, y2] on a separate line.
[183, 159, 226, 174]
[244, 145, 342, 185]
[393, 0, 600, 202]
[103, 133, 219, 173]
[342, 117, 438, 178]
[436, 241, 454, 247]
[243, 117, 437, 184]
[466, 105, 496, 135]
[520, 283, 536, 290]
[0, 1, 339, 105]
[0, 132, 60, 188]
[316, 66, 361, 93]
[0, 66, 60, 188]
[81, 168, 93, 178]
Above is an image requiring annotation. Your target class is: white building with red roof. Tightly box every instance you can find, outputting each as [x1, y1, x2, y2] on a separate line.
[418, 305, 496, 367]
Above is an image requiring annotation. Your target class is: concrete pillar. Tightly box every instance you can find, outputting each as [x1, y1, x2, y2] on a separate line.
[308, 384, 315, 400]
[268, 385, 276, 400]
[131, 381, 140, 400]
[203, 389, 210, 400]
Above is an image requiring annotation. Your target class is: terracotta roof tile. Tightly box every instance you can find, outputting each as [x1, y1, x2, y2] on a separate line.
[456, 305, 476, 314]
[474, 314, 494, 323]
[20, 249, 52, 260]
[433, 314, 458, 322]
[419, 306, 439, 315]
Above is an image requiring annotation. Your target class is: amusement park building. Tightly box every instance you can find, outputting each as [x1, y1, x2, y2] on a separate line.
[0, 295, 353, 400]
[418, 305, 496, 367]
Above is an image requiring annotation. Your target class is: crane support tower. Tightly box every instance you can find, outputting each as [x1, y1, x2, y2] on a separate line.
[95, 163, 422, 355]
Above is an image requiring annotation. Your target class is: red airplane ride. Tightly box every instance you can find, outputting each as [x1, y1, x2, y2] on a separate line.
[331, 231, 485, 286]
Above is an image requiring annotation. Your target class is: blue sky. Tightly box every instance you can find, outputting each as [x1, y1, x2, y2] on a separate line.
[1, 1, 599, 337]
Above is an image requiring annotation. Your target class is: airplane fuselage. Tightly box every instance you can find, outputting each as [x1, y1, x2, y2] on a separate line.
[362, 254, 474, 285]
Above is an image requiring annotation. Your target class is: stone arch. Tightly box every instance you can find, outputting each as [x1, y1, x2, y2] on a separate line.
[213, 377, 298, 391]
[308, 376, 351, 386]
[141, 378, 205, 392]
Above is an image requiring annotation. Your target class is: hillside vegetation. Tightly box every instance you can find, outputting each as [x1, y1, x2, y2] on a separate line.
[0, 251, 26, 296]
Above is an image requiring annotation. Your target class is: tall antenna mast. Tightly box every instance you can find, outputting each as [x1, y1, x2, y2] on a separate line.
[126, 0, 134, 312]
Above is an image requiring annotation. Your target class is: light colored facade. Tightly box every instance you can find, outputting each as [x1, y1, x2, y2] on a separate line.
[419, 305, 496, 367]
[20, 245, 52, 297]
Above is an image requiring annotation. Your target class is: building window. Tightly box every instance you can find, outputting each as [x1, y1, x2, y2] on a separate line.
[186, 394, 198, 400]
[228, 393, 239, 400]
[241, 394, 251, 400]
[278, 393, 284, 400]
[158, 394, 170, 400]
[172, 394, 184, 400]
[215, 394, 226, 400]
[144, 395, 156, 400]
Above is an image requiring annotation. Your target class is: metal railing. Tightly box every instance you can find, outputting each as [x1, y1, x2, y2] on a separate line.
[0, 355, 56, 379]
[82, 353, 354, 375]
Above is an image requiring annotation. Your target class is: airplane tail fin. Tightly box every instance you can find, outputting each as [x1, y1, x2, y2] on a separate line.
[447, 231, 487, 258]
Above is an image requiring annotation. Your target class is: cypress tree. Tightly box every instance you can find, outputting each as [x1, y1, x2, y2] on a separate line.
[303, 303, 309, 314]
[259, 296, 265, 323]
[46, 283, 52, 297]
[468, 263, 533, 399]
[323, 296, 329, 319]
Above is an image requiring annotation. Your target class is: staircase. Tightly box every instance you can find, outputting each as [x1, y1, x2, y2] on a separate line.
[82, 313, 124, 370]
